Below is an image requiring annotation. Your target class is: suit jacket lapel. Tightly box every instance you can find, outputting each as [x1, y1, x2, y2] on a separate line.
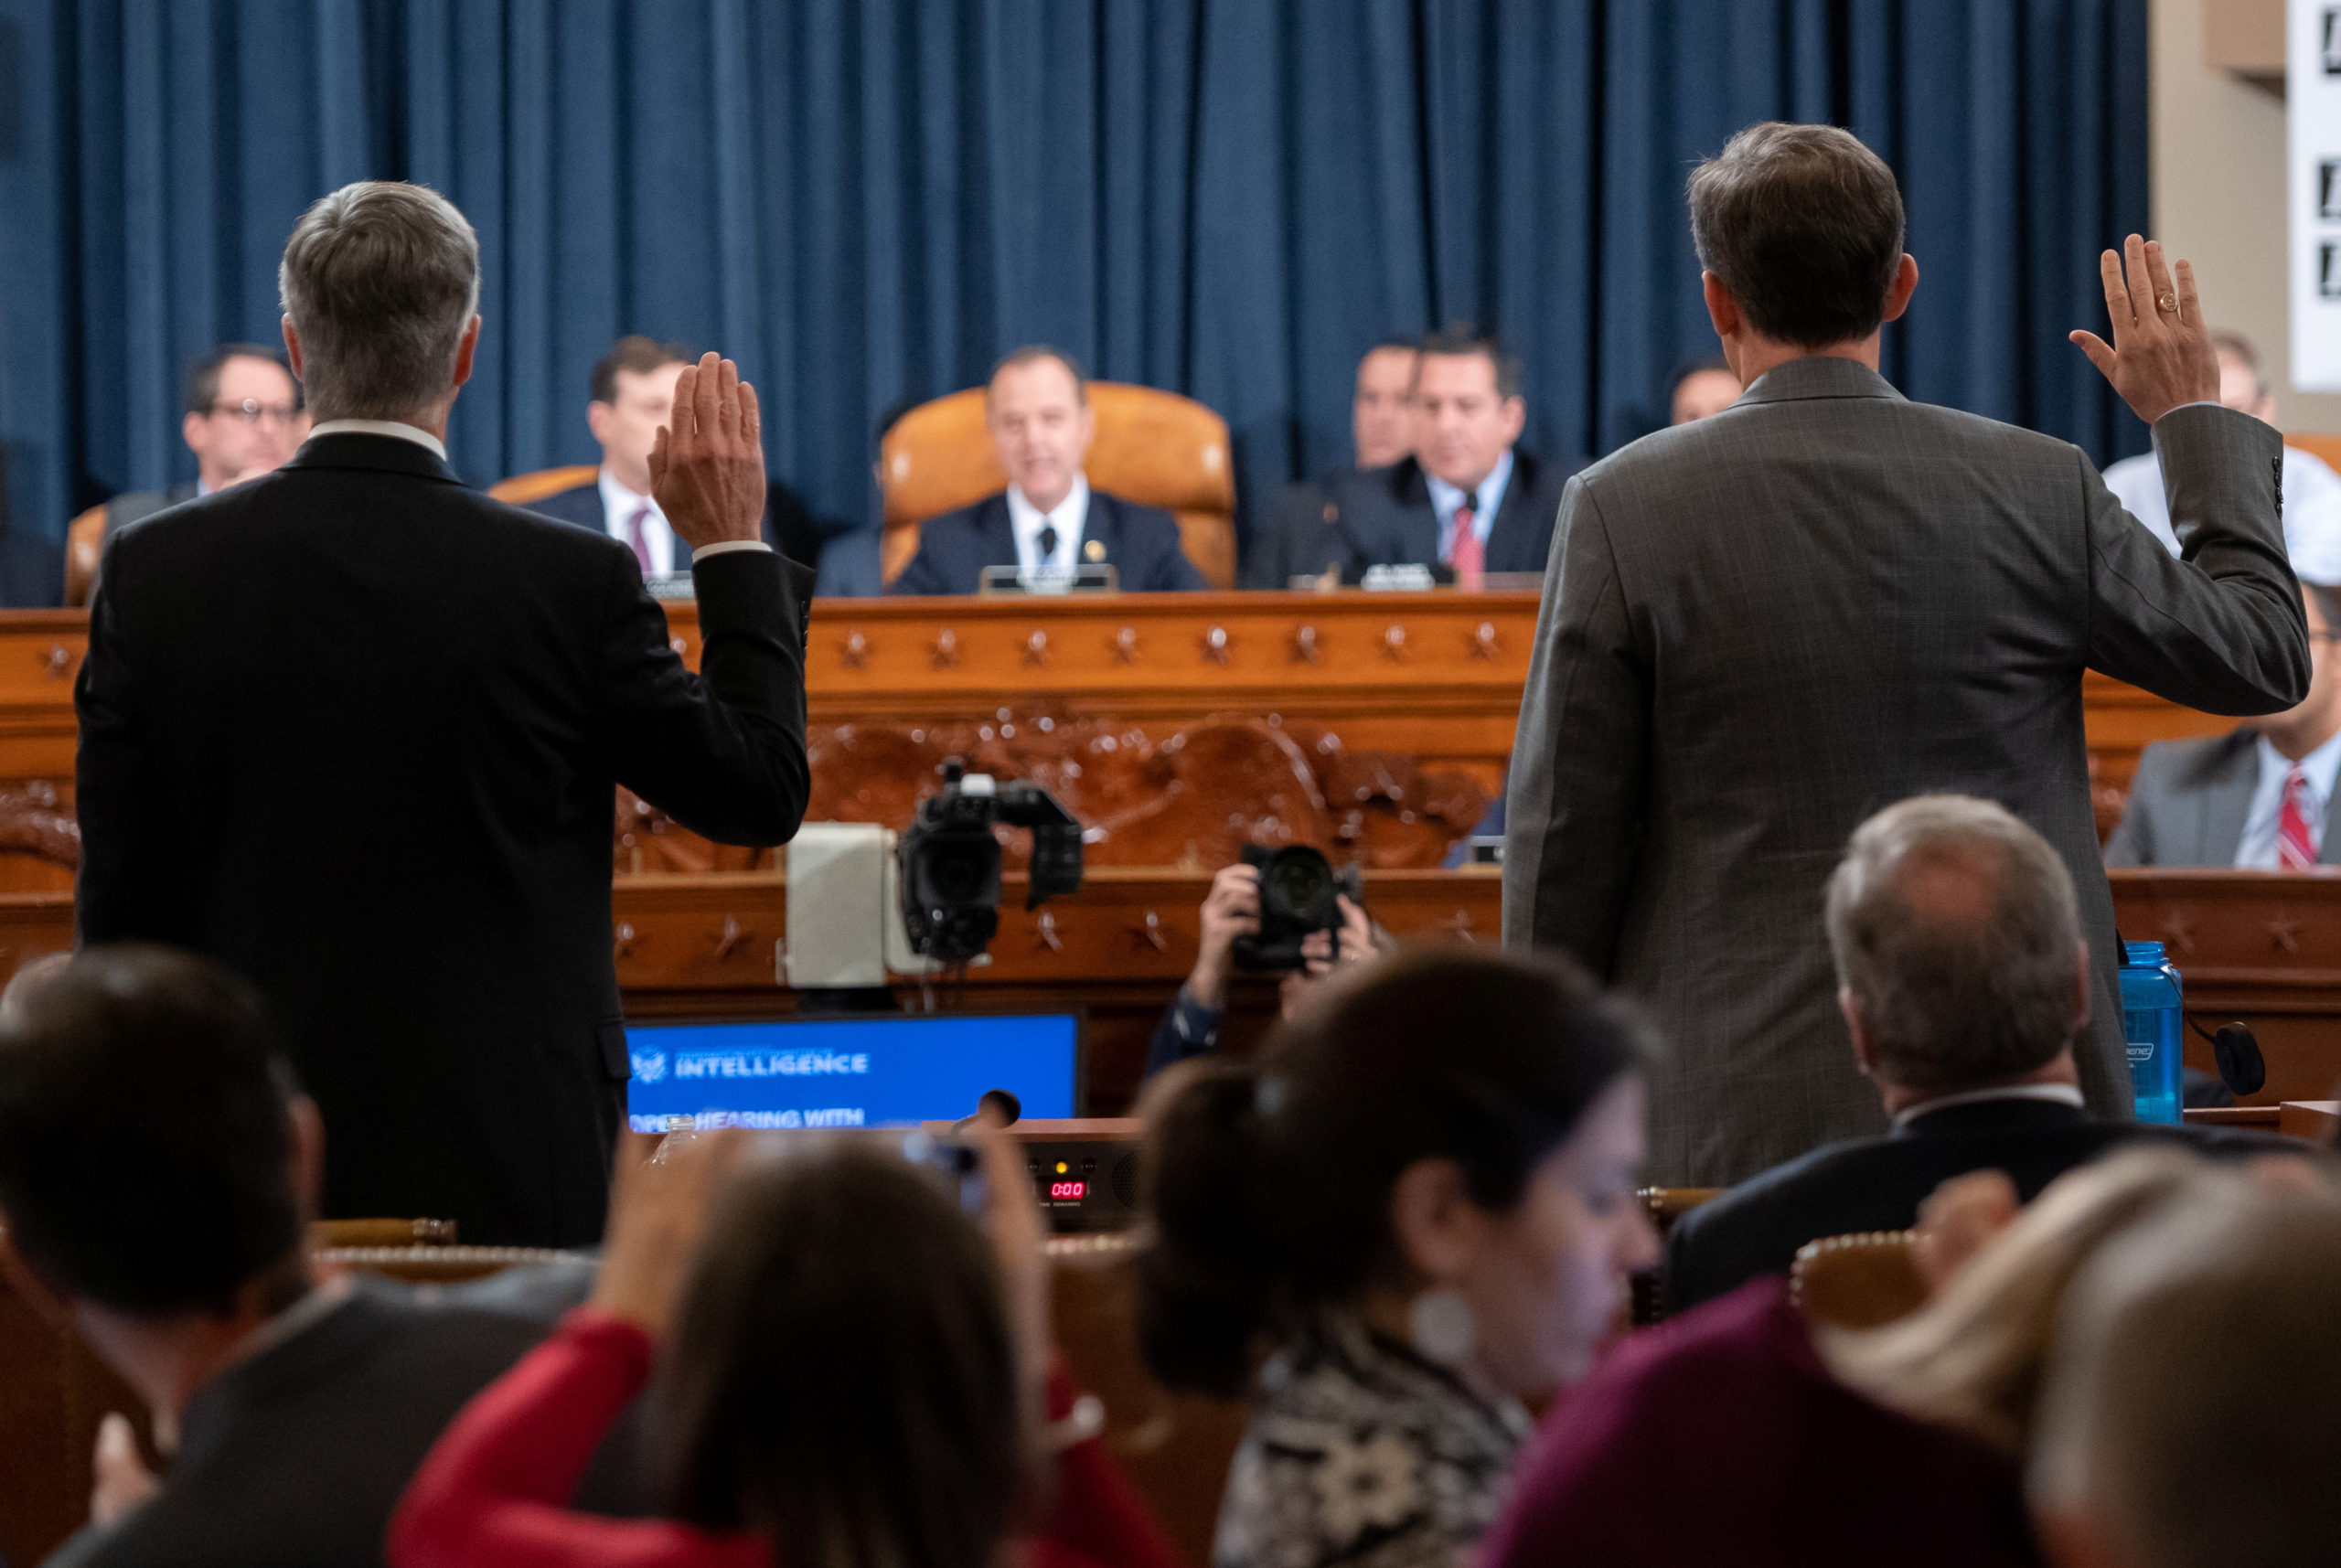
[1394, 459, 1439, 565]
[1486, 451, 1537, 572]
[1084, 491, 1117, 570]
[978, 495, 1017, 576]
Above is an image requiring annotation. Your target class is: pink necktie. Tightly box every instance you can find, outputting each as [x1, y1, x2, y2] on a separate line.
[625, 502, 654, 577]
[2279, 765, 2317, 870]
[1448, 501, 1484, 590]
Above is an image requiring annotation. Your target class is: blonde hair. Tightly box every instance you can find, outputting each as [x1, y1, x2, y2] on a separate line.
[1818, 1146, 2238, 1456]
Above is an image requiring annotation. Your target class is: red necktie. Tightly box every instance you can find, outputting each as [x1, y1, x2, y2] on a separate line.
[2279, 765, 2317, 870]
[1448, 501, 1484, 590]
[625, 502, 654, 577]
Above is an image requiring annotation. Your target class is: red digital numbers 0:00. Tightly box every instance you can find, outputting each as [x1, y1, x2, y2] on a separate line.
[1050, 1180, 1086, 1200]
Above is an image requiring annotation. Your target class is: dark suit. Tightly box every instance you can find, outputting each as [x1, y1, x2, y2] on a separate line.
[1662, 1096, 2300, 1314]
[76, 433, 812, 1246]
[2104, 728, 2339, 867]
[1245, 478, 1337, 589]
[1318, 451, 1574, 581]
[888, 488, 1209, 595]
[44, 1278, 554, 1568]
[1506, 362, 2307, 1187]
[528, 476, 819, 570]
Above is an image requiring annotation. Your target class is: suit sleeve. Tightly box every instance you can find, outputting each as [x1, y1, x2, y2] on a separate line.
[886, 539, 950, 595]
[73, 539, 175, 944]
[2100, 745, 2168, 868]
[2082, 405, 2309, 714]
[595, 548, 812, 848]
[1502, 477, 1649, 972]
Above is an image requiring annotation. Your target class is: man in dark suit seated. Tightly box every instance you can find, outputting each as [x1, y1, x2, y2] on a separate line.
[1242, 337, 1419, 588]
[1318, 326, 1576, 586]
[0, 946, 584, 1568]
[888, 347, 1209, 595]
[88, 346, 307, 581]
[1663, 795, 2292, 1315]
[75, 181, 812, 1247]
[2105, 579, 2341, 868]
[529, 335, 820, 575]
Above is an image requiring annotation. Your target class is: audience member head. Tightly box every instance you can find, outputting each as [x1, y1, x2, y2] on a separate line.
[1823, 1145, 2234, 1457]
[1411, 325, 1525, 493]
[1352, 336, 1420, 468]
[0, 945, 316, 1337]
[1667, 357, 1741, 425]
[278, 180, 482, 428]
[985, 347, 1091, 514]
[2028, 1179, 2341, 1568]
[649, 1138, 1022, 1568]
[1689, 123, 1918, 373]
[2260, 581, 2341, 762]
[181, 345, 305, 491]
[1824, 795, 2087, 1113]
[1138, 947, 1657, 1403]
[588, 336, 693, 496]
[2209, 329, 2278, 425]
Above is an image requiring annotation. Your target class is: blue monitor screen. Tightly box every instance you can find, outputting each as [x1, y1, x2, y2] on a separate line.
[624, 1014, 1079, 1133]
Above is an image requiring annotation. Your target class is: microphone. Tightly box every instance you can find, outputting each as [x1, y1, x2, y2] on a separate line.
[952, 1087, 1022, 1132]
[2187, 1015, 2267, 1098]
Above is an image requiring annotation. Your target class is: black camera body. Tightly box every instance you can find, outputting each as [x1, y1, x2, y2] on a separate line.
[1232, 843, 1362, 972]
[898, 759, 1084, 965]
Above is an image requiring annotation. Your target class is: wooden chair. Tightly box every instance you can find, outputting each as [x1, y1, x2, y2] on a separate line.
[1789, 1231, 1929, 1330]
[486, 464, 599, 507]
[317, 1244, 566, 1285]
[879, 383, 1236, 590]
[1628, 1187, 1720, 1327]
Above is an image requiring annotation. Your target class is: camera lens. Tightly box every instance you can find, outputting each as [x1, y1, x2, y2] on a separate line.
[929, 840, 992, 902]
[1267, 852, 1331, 912]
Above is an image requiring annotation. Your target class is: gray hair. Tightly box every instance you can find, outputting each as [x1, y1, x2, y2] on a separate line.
[1688, 122, 1905, 349]
[1823, 795, 2081, 1093]
[278, 182, 480, 421]
[2029, 1187, 2341, 1568]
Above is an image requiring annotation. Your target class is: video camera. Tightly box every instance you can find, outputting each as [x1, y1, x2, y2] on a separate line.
[1232, 843, 1363, 972]
[898, 759, 1084, 966]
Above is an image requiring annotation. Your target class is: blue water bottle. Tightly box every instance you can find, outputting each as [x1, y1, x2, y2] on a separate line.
[2119, 941, 2184, 1125]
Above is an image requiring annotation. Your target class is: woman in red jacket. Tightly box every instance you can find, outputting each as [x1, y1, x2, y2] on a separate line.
[390, 1126, 1178, 1568]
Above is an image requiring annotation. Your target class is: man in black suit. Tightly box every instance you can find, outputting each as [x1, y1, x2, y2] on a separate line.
[1242, 337, 1419, 589]
[0, 946, 583, 1568]
[528, 335, 821, 575]
[1663, 795, 2293, 1315]
[1318, 326, 1576, 585]
[2105, 580, 2341, 868]
[75, 181, 811, 1246]
[889, 347, 1209, 595]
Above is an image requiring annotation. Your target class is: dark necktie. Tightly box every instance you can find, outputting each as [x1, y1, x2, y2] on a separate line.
[1037, 524, 1059, 566]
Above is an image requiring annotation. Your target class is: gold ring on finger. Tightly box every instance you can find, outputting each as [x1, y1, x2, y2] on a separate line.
[2157, 293, 2178, 315]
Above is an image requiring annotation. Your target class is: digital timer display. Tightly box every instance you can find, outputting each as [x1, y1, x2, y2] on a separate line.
[1049, 1179, 1087, 1200]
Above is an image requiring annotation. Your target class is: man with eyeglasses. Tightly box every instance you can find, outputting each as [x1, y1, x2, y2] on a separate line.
[97, 344, 307, 549]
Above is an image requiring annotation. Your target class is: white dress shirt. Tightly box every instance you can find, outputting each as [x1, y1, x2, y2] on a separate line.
[2101, 443, 2341, 583]
[2236, 727, 2341, 869]
[1006, 473, 1090, 573]
[1425, 448, 1513, 563]
[599, 468, 677, 577]
[308, 418, 449, 462]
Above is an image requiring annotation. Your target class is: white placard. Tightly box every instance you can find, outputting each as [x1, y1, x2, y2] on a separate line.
[2290, 1, 2341, 389]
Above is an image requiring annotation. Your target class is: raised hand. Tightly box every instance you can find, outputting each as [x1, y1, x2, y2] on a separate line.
[2069, 234, 2221, 427]
[647, 351, 767, 551]
[588, 1127, 745, 1336]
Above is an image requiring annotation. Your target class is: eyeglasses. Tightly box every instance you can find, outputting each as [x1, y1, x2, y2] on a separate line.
[206, 400, 300, 427]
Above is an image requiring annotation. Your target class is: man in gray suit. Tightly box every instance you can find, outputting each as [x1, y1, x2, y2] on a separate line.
[1504, 123, 2308, 1188]
[2106, 579, 2341, 868]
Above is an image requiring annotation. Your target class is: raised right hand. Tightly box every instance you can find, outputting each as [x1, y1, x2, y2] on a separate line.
[2068, 234, 2221, 428]
[648, 352, 767, 552]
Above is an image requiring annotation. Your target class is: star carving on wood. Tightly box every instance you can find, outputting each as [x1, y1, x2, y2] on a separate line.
[2266, 913, 2304, 956]
[1032, 911, 1064, 952]
[1201, 627, 1232, 666]
[711, 916, 747, 959]
[1130, 909, 1170, 951]
[1113, 626, 1141, 664]
[1382, 624, 1408, 661]
[1440, 907, 1478, 943]
[1290, 624, 1321, 664]
[614, 921, 638, 959]
[930, 628, 960, 668]
[839, 630, 871, 669]
[1023, 629, 1050, 667]
[1470, 622, 1502, 661]
[2157, 909, 2197, 955]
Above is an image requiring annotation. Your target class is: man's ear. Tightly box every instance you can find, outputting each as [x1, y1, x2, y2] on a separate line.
[287, 1096, 326, 1227]
[1880, 254, 1921, 324]
[1498, 394, 1527, 447]
[182, 411, 210, 458]
[449, 315, 481, 393]
[1701, 271, 1741, 340]
[1387, 1157, 1480, 1284]
[281, 316, 305, 381]
[1840, 987, 1880, 1078]
[586, 400, 615, 447]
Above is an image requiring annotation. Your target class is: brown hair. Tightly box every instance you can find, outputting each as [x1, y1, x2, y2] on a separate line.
[988, 345, 1087, 405]
[1688, 123, 1906, 349]
[1416, 324, 1521, 400]
[1136, 946, 1651, 1396]
[654, 1141, 1023, 1567]
[277, 181, 479, 421]
[592, 336, 694, 406]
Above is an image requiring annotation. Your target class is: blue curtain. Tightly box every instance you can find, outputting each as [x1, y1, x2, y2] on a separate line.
[0, 0, 2148, 554]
